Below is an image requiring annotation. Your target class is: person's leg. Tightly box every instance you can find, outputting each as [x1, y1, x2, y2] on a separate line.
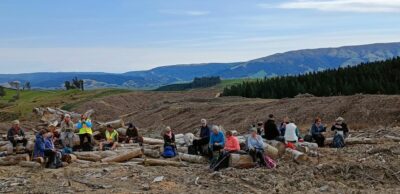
[249, 149, 257, 162]
[79, 134, 85, 148]
[256, 150, 266, 166]
[44, 150, 56, 168]
[111, 142, 117, 150]
[10, 140, 17, 148]
[21, 138, 28, 147]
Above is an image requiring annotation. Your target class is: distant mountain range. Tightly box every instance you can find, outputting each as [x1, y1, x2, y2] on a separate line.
[0, 42, 399, 89]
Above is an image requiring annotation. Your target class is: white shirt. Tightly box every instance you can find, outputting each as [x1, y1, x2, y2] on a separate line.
[284, 123, 298, 142]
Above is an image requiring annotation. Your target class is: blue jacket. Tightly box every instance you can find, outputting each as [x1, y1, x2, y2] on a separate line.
[33, 133, 45, 158]
[209, 131, 225, 147]
[44, 137, 54, 150]
[311, 123, 326, 135]
[247, 135, 264, 150]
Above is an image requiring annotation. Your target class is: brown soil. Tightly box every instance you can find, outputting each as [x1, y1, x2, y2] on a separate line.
[1, 89, 400, 193]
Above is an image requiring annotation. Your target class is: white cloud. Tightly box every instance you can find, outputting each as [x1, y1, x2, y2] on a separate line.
[261, 0, 400, 13]
[159, 9, 210, 16]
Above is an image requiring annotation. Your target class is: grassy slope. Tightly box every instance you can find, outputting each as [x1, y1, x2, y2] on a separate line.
[0, 88, 131, 119]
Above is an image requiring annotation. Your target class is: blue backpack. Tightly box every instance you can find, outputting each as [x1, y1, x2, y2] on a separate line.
[162, 146, 176, 158]
[332, 134, 345, 148]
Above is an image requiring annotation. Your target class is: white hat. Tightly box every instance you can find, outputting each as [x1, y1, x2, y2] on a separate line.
[64, 114, 71, 118]
[12, 120, 20, 125]
[336, 117, 344, 122]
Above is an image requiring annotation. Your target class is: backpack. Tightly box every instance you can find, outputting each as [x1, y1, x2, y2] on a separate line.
[332, 134, 345, 148]
[304, 134, 313, 142]
[264, 155, 277, 169]
[162, 146, 176, 158]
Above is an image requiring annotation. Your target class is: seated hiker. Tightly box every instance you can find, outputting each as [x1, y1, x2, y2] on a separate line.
[279, 116, 290, 136]
[247, 128, 266, 167]
[263, 114, 282, 141]
[330, 117, 349, 148]
[7, 120, 28, 151]
[192, 119, 211, 155]
[33, 129, 47, 159]
[209, 125, 225, 164]
[211, 130, 240, 171]
[99, 125, 118, 151]
[310, 117, 327, 147]
[125, 123, 143, 146]
[331, 117, 349, 138]
[76, 114, 93, 151]
[162, 126, 177, 158]
[284, 120, 301, 143]
[60, 114, 75, 149]
[256, 121, 264, 136]
[48, 122, 61, 149]
[44, 132, 63, 168]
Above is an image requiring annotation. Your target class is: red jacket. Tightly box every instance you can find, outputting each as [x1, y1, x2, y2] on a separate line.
[224, 136, 240, 151]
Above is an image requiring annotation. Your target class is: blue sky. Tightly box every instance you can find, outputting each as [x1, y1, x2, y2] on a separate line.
[0, 0, 400, 73]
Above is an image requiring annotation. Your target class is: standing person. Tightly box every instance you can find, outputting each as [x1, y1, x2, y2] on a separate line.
[211, 130, 240, 171]
[192, 119, 211, 155]
[60, 114, 75, 149]
[279, 116, 290, 136]
[263, 114, 281, 141]
[99, 125, 119, 151]
[7, 120, 28, 151]
[247, 128, 266, 167]
[125, 123, 143, 146]
[331, 117, 349, 137]
[284, 121, 301, 143]
[76, 114, 93, 151]
[162, 126, 176, 158]
[310, 117, 326, 147]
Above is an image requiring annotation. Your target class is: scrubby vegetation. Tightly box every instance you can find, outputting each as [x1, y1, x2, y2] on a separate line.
[223, 57, 400, 99]
[155, 76, 221, 91]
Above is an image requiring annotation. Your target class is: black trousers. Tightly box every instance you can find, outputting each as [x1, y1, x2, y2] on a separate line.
[10, 138, 28, 147]
[44, 150, 56, 168]
[249, 149, 266, 166]
[79, 133, 92, 145]
[193, 137, 209, 155]
[312, 134, 325, 147]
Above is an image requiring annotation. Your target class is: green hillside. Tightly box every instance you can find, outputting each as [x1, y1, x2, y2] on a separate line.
[0, 88, 130, 120]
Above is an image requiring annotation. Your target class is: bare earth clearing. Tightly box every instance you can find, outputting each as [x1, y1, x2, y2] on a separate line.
[1, 89, 400, 193]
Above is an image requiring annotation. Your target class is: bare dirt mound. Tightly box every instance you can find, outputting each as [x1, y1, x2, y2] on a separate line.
[74, 89, 400, 136]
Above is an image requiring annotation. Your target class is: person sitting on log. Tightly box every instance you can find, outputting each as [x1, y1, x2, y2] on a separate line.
[7, 120, 28, 152]
[125, 123, 143, 146]
[100, 125, 119, 151]
[263, 114, 283, 142]
[192, 119, 211, 155]
[310, 117, 327, 147]
[284, 120, 301, 143]
[44, 132, 63, 168]
[33, 129, 47, 160]
[76, 114, 93, 151]
[48, 122, 62, 149]
[209, 125, 225, 163]
[247, 128, 266, 167]
[279, 116, 290, 136]
[162, 126, 177, 158]
[211, 130, 241, 171]
[331, 117, 349, 138]
[60, 114, 75, 151]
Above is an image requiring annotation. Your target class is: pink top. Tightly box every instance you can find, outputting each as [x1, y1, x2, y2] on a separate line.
[224, 136, 240, 151]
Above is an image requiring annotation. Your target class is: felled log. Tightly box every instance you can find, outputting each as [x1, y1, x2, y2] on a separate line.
[143, 158, 185, 167]
[296, 142, 318, 150]
[266, 140, 286, 157]
[143, 149, 160, 158]
[286, 148, 307, 163]
[73, 152, 102, 162]
[229, 154, 254, 168]
[97, 119, 125, 129]
[101, 149, 142, 163]
[264, 144, 279, 159]
[19, 161, 41, 168]
[143, 137, 164, 145]
[176, 146, 188, 154]
[0, 154, 30, 165]
[384, 135, 400, 142]
[178, 153, 207, 164]
[325, 137, 380, 145]
[116, 128, 127, 136]
[175, 134, 184, 139]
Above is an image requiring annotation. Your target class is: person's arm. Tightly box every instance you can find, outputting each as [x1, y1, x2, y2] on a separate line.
[311, 125, 317, 135]
[209, 134, 215, 146]
[247, 136, 254, 150]
[220, 133, 225, 147]
[76, 122, 82, 129]
[234, 137, 240, 151]
[85, 120, 92, 128]
[295, 128, 301, 139]
[258, 136, 264, 149]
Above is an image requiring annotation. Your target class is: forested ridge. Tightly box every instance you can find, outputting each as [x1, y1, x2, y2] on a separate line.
[223, 57, 400, 99]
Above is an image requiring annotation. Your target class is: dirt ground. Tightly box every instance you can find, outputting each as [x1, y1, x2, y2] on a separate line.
[1, 89, 400, 193]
